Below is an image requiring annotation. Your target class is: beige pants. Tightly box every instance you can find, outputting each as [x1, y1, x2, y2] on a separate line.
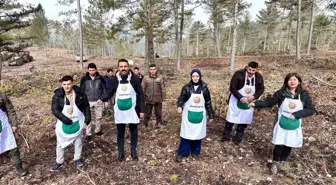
[86, 101, 103, 136]
[56, 136, 82, 164]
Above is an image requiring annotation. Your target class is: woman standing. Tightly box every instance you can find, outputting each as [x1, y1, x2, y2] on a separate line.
[249, 73, 316, 174]
[176, 69, 214, 162]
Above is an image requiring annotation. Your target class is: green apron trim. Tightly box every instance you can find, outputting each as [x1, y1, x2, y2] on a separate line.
[279, 115, 300, 130]
[62, 120, 80, 134]
[188, 110, 203, 124]
[117, 97, 133, 111]
[0, 120, 2, 133]
[237, 100, 251, 110]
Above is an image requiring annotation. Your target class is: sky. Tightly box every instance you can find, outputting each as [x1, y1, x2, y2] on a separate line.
[19, 0, 266, 23]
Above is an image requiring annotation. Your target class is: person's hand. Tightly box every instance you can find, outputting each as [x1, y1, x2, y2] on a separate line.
[97, 99, 103, 104]
[177, 107, 182, 114]
[290, 114, 295, 119]
[247, 96, 255, 102]
[139, 113, 144, 119]
[12, 127, 17, 133]
[104, 102, 109, 107]
[240, 97, 248, 104]
[248, 102, 255, 108]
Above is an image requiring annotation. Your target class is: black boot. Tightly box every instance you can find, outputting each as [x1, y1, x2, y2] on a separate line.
[118, 148, 125, 162]
[131, 149, 138, 161]
[234, 124, 247, 144]
[222, 122, 234, 141]
[15, 163, 28, 177]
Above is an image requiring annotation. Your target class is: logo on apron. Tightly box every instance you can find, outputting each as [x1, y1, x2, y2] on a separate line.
[288, 102, 296, 109]
[245, 88, 252, 94]
[193, 96, 201, 104]
[121, 86, 127, 91]
[67, 107, 73, 115]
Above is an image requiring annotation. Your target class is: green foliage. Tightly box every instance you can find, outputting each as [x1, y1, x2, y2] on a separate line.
[27, 7, 50, 47]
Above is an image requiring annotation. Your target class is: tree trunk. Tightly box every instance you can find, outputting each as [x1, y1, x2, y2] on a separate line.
[187, 33, 190, 56]
[296, 0, 301, 60]
[285, 12, 293, 51]
[76, 0, 84, 69]
[263, 25, 268, 52]
[230, 0, 238, 76]
[196, 31, 199, 57]
[174, 0, 179, 59]
[227, 24, 232, 54]
[242, 36, 246, 54]
[307, 0, 314, 55]
[278, 7, 286, 53]
[177, 0, 184, 71]
[214, 22, 221, 57]
[147, 3, 155, 64]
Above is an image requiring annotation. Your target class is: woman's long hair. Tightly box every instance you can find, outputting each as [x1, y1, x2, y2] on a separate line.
[281, 73, 303, 93]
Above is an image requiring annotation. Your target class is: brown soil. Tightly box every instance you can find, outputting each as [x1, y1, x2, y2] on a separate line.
[0, 48, 335, 185]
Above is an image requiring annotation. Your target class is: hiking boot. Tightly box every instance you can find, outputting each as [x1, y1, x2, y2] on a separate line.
[221, 136, 231, 142]
[15, 163, 28, 176]
[270, 161, 280, 175]
[131, 149, 138, 161]
[74, 159, 84, 169]
[50, 163, 63, 171]
[118, 152, 125, 162]
[175, 155, 182, 163]
[191, 154, 199, 159]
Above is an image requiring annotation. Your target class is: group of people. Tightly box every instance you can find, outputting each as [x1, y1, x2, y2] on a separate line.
[0, 59, 315, 177]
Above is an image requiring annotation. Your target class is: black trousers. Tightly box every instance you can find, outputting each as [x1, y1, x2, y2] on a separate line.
[116, 124, 138, 153]
[273, 145, 292, 162]
[223, 121, 248, 142]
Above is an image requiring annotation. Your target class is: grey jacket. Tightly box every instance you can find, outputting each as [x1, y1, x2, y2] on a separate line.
[80, 72, 106, 102]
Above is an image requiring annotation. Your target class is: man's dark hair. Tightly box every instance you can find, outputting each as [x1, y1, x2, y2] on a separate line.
[88, 63, 97, 69]
[134, 67, 139, 70]
[248, 61, 258, 68]
[149, 64, 156, 68]
[118, 58, 129, 66]
[59, 75, 73, 82]
[107, 68, 113, 73]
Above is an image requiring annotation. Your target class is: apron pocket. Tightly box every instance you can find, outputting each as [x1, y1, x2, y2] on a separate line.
[62, 120, 80, 134]
[188, 111, 203, 124]
[279, 116, 300, 130]
[0, 120, 2, 133]
[237, 101, 250, 110]
[117, 98, 133, 111]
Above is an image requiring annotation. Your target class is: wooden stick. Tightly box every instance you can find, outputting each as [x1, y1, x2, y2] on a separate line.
[78, 169, 96, 185]
[18, 133, 30, 152]
[312, 75, 336, 87]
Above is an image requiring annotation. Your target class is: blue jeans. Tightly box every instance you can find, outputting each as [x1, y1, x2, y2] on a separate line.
[177, 137, 201, 157]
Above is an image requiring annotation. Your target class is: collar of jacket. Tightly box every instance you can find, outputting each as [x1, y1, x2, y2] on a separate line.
[85, 72, 101, 79]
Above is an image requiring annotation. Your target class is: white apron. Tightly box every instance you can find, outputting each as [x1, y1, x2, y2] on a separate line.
[114, 73, 139, 124]
[180, 91, 207, 140]
[55, 91, 85, 148]
[226, 73, 256, 124]
[0, 109, 17, 154]
[273, 95, 303, 148]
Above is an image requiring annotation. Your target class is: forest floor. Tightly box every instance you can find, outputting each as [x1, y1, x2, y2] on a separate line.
[0, 49, 335, 185]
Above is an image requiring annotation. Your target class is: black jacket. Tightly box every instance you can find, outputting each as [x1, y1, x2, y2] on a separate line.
[230, 68, 264, 100]
[80, 72, 106, 102]
[254, 88, 316, 119]
[177, 81, 214, 119]
[101, 72, 145, 114]
[51, 85, 91, 125]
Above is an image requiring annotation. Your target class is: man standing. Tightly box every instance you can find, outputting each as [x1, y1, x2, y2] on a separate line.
[50, 75, 91, 171]
[80, 63, 106, 141]
[100, 59, 145, 161]
[142, 64, 166, 128]
[103, 68, 114, 115]
[0, 92, 28, 176]
[223, 61, 264, 144]
[133, 67, 144, 83]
